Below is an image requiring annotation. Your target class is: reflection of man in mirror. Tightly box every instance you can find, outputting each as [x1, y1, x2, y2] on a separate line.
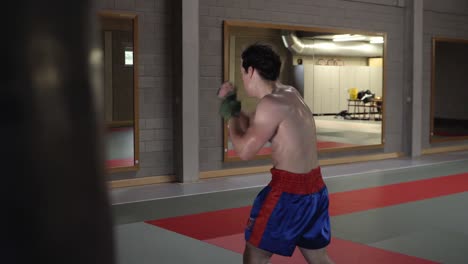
[217, 44, 335, 264]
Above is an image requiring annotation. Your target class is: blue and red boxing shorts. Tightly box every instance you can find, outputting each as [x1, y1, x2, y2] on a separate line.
[245, 167, 331, 256]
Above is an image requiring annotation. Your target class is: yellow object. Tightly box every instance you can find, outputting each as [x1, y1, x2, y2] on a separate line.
[348, 88, 358, 100]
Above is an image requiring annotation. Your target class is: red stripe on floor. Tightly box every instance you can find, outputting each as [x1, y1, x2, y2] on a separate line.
[227, 141, 357, 157]
[204, 233, 438, 264]
[106, 158, 134, 168]
[147, 173, 468, 240]
[227, 147, 270, 157]
[146, 207, 251, 240]
[317, 141, 357, 149]
[329, 172, 468, 216]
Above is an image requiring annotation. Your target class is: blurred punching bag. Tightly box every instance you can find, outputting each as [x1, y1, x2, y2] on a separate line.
[2, 0, 114, 263]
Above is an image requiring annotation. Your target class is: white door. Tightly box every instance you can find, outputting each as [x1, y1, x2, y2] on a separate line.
[339, 67, 355, 111]
[370, 66, 383, 97]
[314, 65, 340, 114]
[304, 65, 342, 114]
[303, 64, 317, 113]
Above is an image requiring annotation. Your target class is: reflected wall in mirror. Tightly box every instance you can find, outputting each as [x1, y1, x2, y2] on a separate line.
[98, 12, 139, 170]
[223, 21, 385, 162]
[431, 37, 468, 142]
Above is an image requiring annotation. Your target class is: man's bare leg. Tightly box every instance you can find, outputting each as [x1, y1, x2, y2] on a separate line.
[299, 247, 335, 264]
[243, 242, 273, 264]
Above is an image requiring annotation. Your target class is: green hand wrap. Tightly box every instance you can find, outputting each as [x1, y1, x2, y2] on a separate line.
[219, 92, 241, 121]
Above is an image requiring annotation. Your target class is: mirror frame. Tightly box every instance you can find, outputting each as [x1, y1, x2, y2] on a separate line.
[223, 20, 387, 162]
[430, 37, 468, 143]
[98, 11, 140, 172]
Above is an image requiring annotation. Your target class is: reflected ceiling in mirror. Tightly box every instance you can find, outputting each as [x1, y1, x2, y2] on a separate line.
[99, 12, 140, 171]
[223, 21, 385, 162]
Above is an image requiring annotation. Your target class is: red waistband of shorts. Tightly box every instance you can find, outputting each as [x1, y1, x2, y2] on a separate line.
[269, 167, 325, 194]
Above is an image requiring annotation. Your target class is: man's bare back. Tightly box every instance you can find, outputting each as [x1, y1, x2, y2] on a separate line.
[219, 43, 334, 264]
[225, 82, 318, 173]
[265, 83, 319, 174]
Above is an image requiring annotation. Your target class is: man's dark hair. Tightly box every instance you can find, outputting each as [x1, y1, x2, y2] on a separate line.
[241, 43, 281, 81]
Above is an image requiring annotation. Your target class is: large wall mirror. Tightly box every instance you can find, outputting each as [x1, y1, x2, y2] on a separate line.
[431, 37, 468, 143]
[223, 20, 386, 162]
[98, 12, 139, 171]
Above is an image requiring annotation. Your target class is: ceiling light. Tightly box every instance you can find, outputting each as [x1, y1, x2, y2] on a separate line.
[333, 34, 366, 42]
[281, 35, 289, 48]
[370, 37, 384, 44]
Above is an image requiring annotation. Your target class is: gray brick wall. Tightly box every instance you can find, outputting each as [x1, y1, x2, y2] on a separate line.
[95, 0, 176, 179]
[422, 1, 468, 148]
[199, 0, 407, 171]
[97, 0, 468, 180]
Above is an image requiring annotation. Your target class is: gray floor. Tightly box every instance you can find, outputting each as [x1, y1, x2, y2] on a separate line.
[335, 192, 468, 263]
[226, 117, 382, 154]
[315, 116, 382, 145]
[111, 151, 468, 264]
[111, 151, 468, 205]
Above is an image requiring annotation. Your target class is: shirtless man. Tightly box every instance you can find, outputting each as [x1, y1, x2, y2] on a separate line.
[218, 44, 334, 264]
